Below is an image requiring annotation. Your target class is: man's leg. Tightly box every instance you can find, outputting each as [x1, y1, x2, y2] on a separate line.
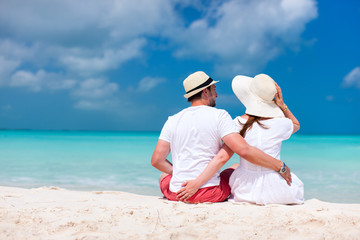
[159, 166, 238, 203]
[159, 172, 169, 184]
[184, 167, 237, 203]
[159, 174, 181, 201]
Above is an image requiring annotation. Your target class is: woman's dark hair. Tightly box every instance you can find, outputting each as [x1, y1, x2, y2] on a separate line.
[239, 115, 269, 137]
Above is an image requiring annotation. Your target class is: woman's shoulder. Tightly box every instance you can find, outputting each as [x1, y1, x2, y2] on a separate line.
[233, 115, 247, 130]
[266, 117, 292, 126]
[234, 115, 247, 124]
[265, 118, 293, 138]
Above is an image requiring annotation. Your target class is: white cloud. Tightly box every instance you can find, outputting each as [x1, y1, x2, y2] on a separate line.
[0, 0, 174, 45]
[0, 0, 174, 87]
[103, 0, 175, 42]
[72, 78, 118, 99]
[0, 0, 318, 84]
[48, 78, 77, 90]
[0, 1, 106, 44]
[136, 77, 166, 92]
[0, 39, 36, 60]
[0, 40, 39, 86]
[9, 70, 76, 91]
[73, 100, 116, 111]
[343, 67, 360, 88]
[8, 71, 121, 110]
[71, 78, 119, 110]
[0, 0, 318, 115]
[0, 56, 20, 86]
[170, 0, 318, 76]
[10, 70, 44, 91]
[59, 39, 146, 76]
[74, 100, 99, 110]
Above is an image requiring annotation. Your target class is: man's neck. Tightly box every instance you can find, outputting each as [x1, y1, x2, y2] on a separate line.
[191, 99, 209, 107]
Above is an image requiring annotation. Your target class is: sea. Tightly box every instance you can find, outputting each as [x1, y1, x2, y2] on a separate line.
[0, 130, 359, 204]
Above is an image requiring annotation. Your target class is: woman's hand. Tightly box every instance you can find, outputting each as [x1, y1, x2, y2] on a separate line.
[176, 180, 201, 202]
[274, 82, 300, 133]
[274, 82, 287, 111]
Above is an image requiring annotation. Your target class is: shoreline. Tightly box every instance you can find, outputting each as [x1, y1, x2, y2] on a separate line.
[2, 129, 360, 136]
[1, 186, 360, 239]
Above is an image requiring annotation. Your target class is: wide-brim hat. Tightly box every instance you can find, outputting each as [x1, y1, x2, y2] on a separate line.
[232, 74, 284, 118]
[183, 71, 219, 98]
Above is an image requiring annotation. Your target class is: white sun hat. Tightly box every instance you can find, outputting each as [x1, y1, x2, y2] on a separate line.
[232, 74, 284, 118]
[183, 71, 219, 98]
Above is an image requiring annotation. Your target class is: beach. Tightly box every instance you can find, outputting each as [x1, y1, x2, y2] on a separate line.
[1, 131, 360, 239]
[1, 186, 360, 240]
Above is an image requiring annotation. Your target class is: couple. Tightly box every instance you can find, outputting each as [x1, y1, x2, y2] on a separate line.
[151, 71, 304, 205]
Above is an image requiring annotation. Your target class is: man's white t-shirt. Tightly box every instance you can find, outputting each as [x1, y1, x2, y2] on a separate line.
[159, 105, 237, 192]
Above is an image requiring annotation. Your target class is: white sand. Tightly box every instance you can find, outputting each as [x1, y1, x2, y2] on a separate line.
[1, 186, 360, 240]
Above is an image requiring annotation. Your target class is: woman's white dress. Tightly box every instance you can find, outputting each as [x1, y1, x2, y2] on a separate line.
[229, 117, 304, 205]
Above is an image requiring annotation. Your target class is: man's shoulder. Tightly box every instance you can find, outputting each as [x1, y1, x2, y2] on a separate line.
[212, 107, 232, 118]
[164, 107, 191, 124]
[168, 106, 230, 119]
[201, 106, 230, 114]
[168, 107, 189, 118]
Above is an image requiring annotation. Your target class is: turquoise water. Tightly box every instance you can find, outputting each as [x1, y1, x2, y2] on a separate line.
[0, 130, 359, 203]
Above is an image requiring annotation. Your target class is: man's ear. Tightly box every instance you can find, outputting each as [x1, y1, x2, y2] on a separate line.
[202, 88, 209, 98]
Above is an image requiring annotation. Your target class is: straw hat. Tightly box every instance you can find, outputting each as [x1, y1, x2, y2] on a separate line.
[183, 71, 219, 98]
[232, 74, 284, 118]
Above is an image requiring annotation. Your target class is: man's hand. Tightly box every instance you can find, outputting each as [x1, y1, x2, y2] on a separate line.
[176, 180, 201, 202]
[280, 165, 292, 186]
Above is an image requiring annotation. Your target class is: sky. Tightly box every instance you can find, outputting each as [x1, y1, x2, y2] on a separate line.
[0, 0, 359, 134]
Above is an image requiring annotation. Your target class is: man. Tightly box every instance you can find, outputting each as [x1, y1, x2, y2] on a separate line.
[151, 71, 291, 203]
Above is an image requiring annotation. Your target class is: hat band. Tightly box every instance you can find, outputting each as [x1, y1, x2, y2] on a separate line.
[186, 77, 213, 94]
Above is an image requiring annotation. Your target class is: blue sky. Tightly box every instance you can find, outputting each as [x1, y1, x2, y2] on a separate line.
[0, 0, 359, 134]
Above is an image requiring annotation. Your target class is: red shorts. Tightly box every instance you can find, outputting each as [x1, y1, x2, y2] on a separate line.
[160, 168, 234, 203]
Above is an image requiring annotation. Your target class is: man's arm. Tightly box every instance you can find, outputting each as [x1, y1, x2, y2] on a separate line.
[151, 139, 173, 175]
[222, 133, 291, 184]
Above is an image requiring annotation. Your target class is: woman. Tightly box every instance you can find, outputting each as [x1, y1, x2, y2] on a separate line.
[229, 74, 304, 205]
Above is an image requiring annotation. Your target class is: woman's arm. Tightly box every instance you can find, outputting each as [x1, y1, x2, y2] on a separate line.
[176, 144, 234, 201]
[274, 83, 300, 134]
